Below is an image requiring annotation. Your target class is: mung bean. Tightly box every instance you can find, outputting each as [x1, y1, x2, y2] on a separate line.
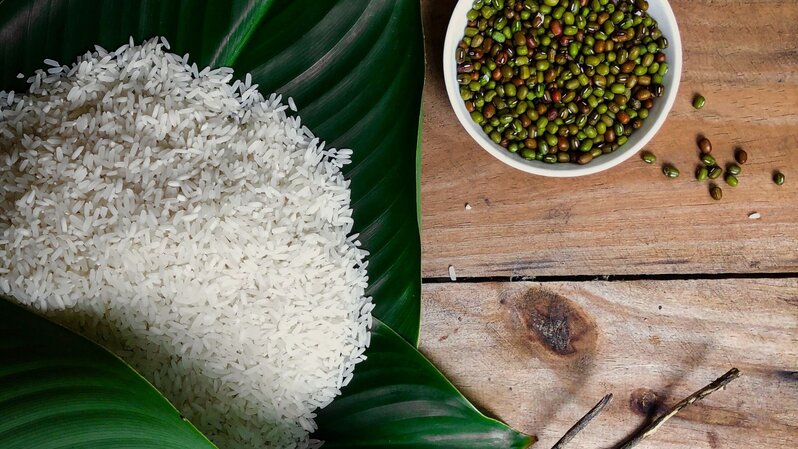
[710, 185, 723, 201]
[693, 94, 706, 110]
[735, 149, 748, 164]
[663, 165, 680, 178]
[698, 137, 712, 154]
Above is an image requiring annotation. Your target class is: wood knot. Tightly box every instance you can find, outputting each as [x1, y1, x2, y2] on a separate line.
[504, 287, 597, 358]
[630, 388, 665, 417]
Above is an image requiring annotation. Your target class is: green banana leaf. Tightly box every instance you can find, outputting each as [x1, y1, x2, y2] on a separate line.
[315, 320, 535, 448]
[0, 0, 534, 447]
[0, 0, 422, 345]
[0, 298, 218, 449]
[0, 296, 533, 449]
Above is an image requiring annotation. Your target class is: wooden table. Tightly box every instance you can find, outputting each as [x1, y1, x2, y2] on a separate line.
[418, 1, 798, 448]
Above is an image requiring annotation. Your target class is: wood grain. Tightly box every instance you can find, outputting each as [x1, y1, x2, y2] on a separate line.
[420, 0, 798, 278]
[420, 279, 798, 449]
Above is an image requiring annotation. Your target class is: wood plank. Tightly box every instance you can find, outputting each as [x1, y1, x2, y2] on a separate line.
[419, 279, 798, 448]
[420, 0, 798, 278]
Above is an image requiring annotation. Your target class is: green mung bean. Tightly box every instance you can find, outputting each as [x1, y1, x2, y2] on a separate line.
[641, 151, 656, 164]
[663, 165, 680, 178]
[693, 94, 706, 110]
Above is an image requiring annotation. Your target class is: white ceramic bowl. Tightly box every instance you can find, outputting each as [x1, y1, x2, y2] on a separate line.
[443, 0, 682, 177]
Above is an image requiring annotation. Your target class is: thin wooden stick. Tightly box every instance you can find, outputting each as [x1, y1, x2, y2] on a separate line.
[552, 393, 614, 449]
[617, 368, 741, 449]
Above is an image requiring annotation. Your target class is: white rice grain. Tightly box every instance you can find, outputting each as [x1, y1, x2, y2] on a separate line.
[0, 37, 371, 449]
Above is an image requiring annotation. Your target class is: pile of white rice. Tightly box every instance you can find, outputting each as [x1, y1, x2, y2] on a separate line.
[0, 37, 372, 449]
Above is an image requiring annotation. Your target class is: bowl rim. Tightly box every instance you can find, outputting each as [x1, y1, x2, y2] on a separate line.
[443, 0, 683, 177]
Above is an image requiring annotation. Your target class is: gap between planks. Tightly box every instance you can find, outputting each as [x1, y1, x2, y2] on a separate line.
[422, 271, 798, 284]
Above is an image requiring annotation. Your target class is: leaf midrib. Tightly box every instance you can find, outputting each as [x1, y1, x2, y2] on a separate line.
[211, 0, 276, 68]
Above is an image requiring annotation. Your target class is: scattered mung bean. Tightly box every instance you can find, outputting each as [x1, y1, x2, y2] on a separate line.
[641, 151, 657, 164]
[663, 165, 680, 178]
[693, 94, 705, 110]
[735, 149, 748, 164]
[710, 185, 723, 201]
[698, 138, 712, 154]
